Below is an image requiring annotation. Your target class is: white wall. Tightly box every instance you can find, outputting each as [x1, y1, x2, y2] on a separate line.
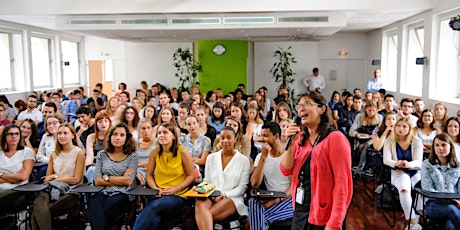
[368, 0, 460, 117]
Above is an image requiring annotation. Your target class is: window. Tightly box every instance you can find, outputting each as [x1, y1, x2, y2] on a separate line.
[401, 25, 424, 96]
[434, 16, 460, 100]
[0, 33, 12, 91]
[31, 36, 54, 88]
[61, 40, 80, 85]
[382, 30, 398, 92]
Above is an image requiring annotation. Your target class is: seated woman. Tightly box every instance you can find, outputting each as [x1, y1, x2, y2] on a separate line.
[421, 133, 460, 230]
[445, 117, 460, 161]
[87, 123, 138, 230]
[213, 116, 251, 160]
[179, 114, 212, 167]
[195, 127, 250, 229]
[85, 111, 111, 184]
[135, 118, 155, 185]
[383, 117, 423, 229]
[31, 123, 85, 229]
[0, 124, 35, 216]
[133, 123, 195, 229]
[19, 118, 39, 153]
[349, 101, 383, 147]
[35, 115, 64, 180]
[413, 109, 441, 155]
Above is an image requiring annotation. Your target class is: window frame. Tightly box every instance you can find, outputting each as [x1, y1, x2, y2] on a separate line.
[60, 39, 82, 86]
[30, 33, 56, 90]
[381, 28, 399, 92]
[400, 22, 425, 97]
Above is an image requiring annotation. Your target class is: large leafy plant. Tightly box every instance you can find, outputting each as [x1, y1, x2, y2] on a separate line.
[270, 46, 297, 100]
[173, 48, 202, 91]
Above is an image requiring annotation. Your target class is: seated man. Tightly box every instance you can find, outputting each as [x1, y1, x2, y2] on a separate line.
[249, 121, 293, 230]
[75, 106, 94, 147]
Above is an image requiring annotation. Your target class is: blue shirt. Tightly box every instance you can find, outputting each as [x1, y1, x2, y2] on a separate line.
[396, 143, 417, 177]
[178, 134, 211, 158]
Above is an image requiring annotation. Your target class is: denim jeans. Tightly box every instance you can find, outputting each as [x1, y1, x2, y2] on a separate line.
[87, 192, 130, 230]
[426, 200, 460, 230]
[133, 195, 186, 230]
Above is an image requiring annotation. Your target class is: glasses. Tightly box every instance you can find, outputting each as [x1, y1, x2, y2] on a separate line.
[6, 132, 20, 137]
[47, 121, 60, 126]
[296, 101, 319, 110]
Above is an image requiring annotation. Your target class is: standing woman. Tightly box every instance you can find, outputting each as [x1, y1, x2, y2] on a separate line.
[280, 92, 352, 229]
[195, 127, 250, 229]
[421, 133, 460, 230]
[194, 106, 217, 145]
[87, 123, 138, 230]
[35, 115, 64, 179]
[445, 117, 460, 160]
[413, 109, 441, 152]
[133, 123, 195, 229]
[383, 117, 423, 229]
[85, 111, 112, 184]
[19, 118, 39, 153]
[0, 124, 35, 215]
[179, 115, 212, 166]
[434, 102, 448, 130]
[135, 118, 155, 185]
[31, 123, 85, 230]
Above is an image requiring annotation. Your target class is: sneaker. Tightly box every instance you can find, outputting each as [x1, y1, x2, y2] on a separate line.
[405, 223, 422, 230]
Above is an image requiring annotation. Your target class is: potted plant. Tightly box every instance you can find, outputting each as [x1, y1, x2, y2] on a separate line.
[270, 46, 297, 101]
[173, 48, 203, 92]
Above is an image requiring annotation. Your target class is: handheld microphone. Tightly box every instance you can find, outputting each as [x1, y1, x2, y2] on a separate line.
[284, 117, 301, 151]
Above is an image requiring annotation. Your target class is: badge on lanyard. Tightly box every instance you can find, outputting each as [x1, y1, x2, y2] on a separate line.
[296, 186, 305, 204]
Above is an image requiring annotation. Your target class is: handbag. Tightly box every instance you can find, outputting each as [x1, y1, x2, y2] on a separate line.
[377, 184, 401, 211]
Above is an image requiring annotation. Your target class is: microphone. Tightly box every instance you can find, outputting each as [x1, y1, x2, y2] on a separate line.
[285, 117, 301, 151]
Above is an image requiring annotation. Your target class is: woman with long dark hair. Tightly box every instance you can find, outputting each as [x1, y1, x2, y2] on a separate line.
[281, 92, 352, 229]
[87, 123, 138, 229]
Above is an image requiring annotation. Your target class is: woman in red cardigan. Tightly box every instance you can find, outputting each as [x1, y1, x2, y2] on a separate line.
[280, 92, 352, 230]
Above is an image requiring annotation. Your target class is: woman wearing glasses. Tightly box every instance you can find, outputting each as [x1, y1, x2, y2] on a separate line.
[0, 124, 35, 216]
[281, 92, 352, 229]
[35, 115, 64, 180]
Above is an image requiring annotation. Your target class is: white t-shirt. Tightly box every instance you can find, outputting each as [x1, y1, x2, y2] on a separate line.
[17, 108, 42, 123]
[0, 147, 35, 189]
[254, 152, 290, 192]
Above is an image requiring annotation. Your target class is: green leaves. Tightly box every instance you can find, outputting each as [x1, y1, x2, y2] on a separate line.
[173, 48, 202, 92]
[269, 46, 296, 89]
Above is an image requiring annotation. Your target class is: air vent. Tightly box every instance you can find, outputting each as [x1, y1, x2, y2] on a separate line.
[171, 18, 220, 24]
[69, 19, 117, 25]
[278, 16, 328, 23]
[223, 17, 274, 24]
[120, 19, 168, 25]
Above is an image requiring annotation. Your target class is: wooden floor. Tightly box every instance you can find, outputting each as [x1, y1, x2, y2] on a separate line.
[346, 179, 406, 230]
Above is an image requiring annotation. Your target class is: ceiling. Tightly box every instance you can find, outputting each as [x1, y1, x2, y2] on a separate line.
[0, 0, 433, 42]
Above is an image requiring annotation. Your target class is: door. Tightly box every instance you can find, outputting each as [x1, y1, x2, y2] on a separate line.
[87, 60, 113, 98]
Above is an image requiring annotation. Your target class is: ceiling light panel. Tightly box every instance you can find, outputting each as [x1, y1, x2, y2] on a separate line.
[171, 18, 220, 24]
[223, 17, 274, 24]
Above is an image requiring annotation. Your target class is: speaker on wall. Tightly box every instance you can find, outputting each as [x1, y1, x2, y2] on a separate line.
[416, 57, 427, 65]
[371, 59, 380, 66]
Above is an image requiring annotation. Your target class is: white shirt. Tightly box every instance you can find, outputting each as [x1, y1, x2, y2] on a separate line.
[17, 108, 42, 123]
[0, 147, 35, 189]
[303, 74, 326, 92]
[254, 153, 290, 192]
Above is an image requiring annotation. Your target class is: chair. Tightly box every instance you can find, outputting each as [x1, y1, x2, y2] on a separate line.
[410, 188, 460, 230]
[10, 180, 49, 229]
[376, 166, 402, 227]
[69, 182, 104, 229]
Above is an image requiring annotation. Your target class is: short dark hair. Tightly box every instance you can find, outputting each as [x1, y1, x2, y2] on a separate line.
[76, 106, 92, 116]
[378, 88, 386, 95]
[262, 121, 281, 136]
[353, 94, 363, 101]
[96, 83, 103, 88]
[27, 95, 38, 100]
[400, 97, 414, 106]
[238, 83, 245, 88]
[383, 94, 394, 100]
[73, 89, 81, 95]
[43, 102, 57, 112]
[313, 67, 319, 73]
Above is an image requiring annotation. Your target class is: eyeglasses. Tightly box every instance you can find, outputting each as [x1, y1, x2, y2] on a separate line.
[6, 132, 20, 137]
[47, 121, 60, 126]
[296, 101, 320, 110]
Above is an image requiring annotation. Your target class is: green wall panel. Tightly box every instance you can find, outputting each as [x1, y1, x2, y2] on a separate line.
[197, 40, 248, 95]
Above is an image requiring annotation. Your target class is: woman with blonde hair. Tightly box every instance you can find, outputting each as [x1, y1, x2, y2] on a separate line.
[372, 92, 384, 111]
[31, 123, 85, 230]
[350, 101, 383, 149]
[273, 102, 292, 125]
[434, 102, 448, 130]
[383, 117, 423, 229]
[105, 97, 119, 118]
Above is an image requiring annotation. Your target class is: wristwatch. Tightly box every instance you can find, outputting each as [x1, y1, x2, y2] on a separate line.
[103, 175, 110, 182]
[54, 175, 58, 180]
[0, 172, 3, 178]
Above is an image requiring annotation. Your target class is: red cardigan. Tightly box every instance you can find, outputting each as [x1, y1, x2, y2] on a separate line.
[280, 131, 352, 230]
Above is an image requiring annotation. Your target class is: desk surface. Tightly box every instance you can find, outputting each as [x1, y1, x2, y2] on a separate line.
[125, 187, 159, 196]
[12, 181, 48, 192]
[70, 183, 104, 193]
[415, 188, 460, 199]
